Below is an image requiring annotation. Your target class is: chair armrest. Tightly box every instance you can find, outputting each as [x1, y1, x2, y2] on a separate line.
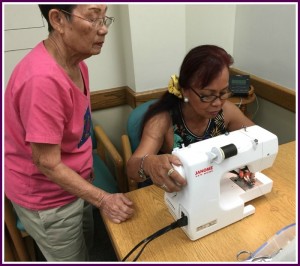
[121, 134, 132, 164]
[93, 125, 127, 193]
[121, 134, 138, 191]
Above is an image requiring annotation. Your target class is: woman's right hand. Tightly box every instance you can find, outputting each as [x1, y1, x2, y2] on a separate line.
[143, 154, 187, 192]
[99, 193, 134, 223]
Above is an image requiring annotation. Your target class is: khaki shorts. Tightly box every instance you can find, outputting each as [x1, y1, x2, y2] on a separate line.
[12, 198, 94, 261]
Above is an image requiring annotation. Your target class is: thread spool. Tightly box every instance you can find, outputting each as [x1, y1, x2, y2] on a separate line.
[211, 144, 237, 164]
[221, 144, 238, 158]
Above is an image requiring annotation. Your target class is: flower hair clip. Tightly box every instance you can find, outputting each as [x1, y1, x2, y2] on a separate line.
[168, 75, 182, 99]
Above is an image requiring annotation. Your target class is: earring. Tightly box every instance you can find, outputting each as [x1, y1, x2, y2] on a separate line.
[184, 97, 189, 103]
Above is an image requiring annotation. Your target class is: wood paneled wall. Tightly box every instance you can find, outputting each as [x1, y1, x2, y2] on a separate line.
[91, 68, 295, 112]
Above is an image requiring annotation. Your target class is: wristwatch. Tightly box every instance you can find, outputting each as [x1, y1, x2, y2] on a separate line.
[138, 154, 150, 181]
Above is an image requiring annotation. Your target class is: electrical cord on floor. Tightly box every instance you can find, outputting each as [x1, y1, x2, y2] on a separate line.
[122, 215, 188, 262]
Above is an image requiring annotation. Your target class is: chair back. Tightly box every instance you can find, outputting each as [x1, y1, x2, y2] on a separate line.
[90, 121, 120, 193]
[127, 99, 157, 152]
[4, 196, 35, 261]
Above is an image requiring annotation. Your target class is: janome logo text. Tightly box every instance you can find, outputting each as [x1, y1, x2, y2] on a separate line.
[195, 166, 213, 177]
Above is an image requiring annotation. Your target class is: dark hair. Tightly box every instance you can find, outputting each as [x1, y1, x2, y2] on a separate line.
[140, 45, 233, 137]
[38, 4, 77, 32]
[179, 45, 233, 89]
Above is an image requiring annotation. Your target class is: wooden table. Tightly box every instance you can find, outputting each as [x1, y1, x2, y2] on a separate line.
[101, 141, 295, 262]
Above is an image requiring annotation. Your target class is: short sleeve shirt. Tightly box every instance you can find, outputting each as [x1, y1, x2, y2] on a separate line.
[5, 42, 93, 210]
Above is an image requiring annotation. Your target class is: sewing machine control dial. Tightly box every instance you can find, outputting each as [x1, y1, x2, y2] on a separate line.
[173, 164, 186, 179]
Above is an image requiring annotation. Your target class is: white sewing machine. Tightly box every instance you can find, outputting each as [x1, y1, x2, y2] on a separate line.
[164, 125, 278, 241]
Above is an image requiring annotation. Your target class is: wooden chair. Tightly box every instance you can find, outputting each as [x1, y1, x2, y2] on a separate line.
[121, 100, 157, 191]
[4, 195, 36, 261]
[92, 124, 127, 193]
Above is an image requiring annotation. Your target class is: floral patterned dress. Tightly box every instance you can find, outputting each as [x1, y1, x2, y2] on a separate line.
[171, 102, 228, 149]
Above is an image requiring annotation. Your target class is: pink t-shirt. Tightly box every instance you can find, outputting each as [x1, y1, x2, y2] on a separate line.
[5, 42, 93, 210]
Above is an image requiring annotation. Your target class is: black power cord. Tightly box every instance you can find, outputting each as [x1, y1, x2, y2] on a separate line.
[122, 215, 188, 262]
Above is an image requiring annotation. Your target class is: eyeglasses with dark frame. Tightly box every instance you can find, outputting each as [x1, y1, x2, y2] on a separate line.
[190, 87, 232, 103]
[59, 9, 115, 28]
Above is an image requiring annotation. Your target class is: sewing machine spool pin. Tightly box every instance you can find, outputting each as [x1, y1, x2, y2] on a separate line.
[211, 144, 238, 164]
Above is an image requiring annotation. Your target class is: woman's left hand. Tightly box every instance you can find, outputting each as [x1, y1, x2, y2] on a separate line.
[99, 193, 134, 223]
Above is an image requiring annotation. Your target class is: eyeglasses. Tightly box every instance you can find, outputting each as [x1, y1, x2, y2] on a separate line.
[190, 87, 232, 103]
[60, 9, 115, 28]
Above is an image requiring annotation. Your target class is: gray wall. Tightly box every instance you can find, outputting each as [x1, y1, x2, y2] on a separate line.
[4, 3, 296, 150]
[233, 5, 296, 144]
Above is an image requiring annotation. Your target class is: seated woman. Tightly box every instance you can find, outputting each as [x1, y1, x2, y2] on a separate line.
[126, 45, 254, 193]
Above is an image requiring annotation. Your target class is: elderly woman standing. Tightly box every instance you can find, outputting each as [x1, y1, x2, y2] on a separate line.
[5, 4, 133, 261]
